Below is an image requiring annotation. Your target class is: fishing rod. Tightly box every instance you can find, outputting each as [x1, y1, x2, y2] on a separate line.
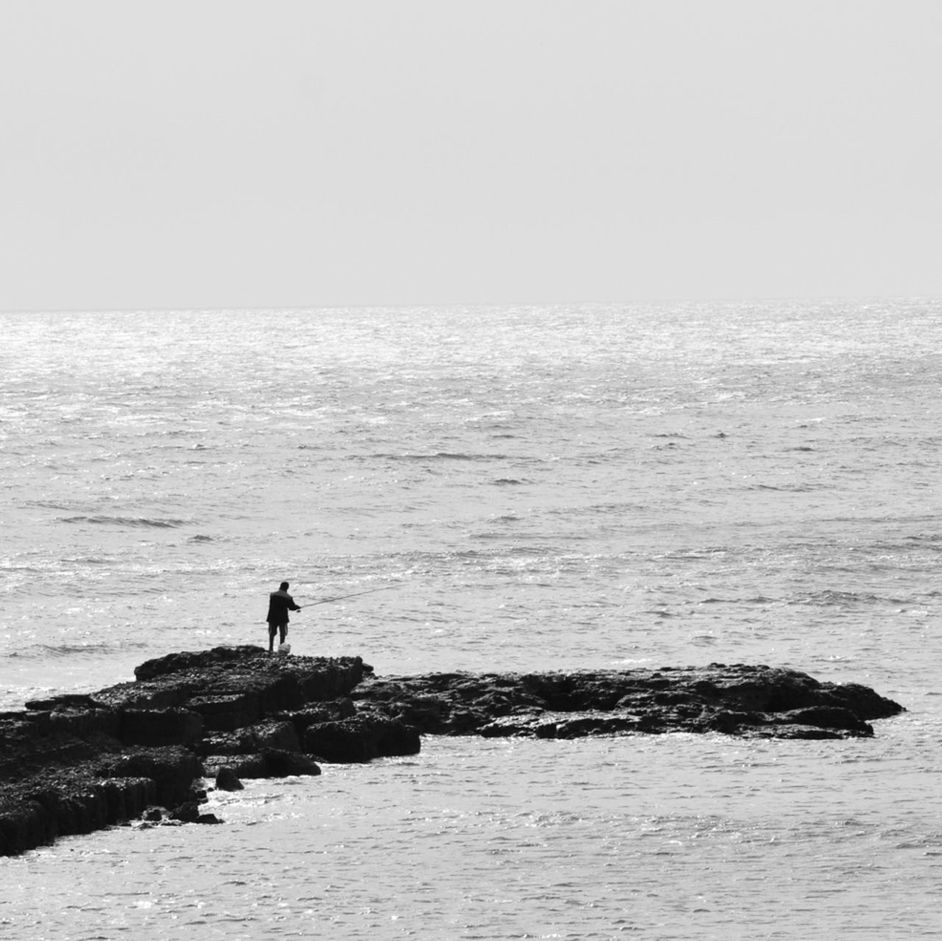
[300, 584, 398, 608]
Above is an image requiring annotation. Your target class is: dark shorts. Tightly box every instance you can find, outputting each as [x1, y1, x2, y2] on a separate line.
[268, 622, 288, 641]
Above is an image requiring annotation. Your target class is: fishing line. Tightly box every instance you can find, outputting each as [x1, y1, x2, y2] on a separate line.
[300, 584, 399, 608]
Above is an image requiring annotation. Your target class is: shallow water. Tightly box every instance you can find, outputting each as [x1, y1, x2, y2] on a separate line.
[1, 301, 940, 938]
[5, 730, 941, 939]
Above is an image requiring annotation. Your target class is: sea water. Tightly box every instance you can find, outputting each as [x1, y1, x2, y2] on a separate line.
[0, 301, 940, 939]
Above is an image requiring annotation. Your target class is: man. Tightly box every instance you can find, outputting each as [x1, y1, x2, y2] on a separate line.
[266, 581, 301, 652]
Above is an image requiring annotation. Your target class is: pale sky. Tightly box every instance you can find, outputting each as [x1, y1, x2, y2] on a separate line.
[2, 0, 941, 310]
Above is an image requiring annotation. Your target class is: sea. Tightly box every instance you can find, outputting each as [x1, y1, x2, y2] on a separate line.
[0, 300, 940, 939]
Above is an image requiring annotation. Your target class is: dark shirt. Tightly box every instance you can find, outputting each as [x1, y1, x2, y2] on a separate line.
[267, 589, 300, 625]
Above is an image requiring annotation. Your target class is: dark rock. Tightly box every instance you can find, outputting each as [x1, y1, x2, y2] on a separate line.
[25, 694, 100, 712]
[203, 754, 268, 780]
[133, 646, 263, 681]
[274, 699, 357, 736]
[0, 647, 903, 857]
[771, 706, 873, 736]
[96, 748, 204, 808]
[826, 682, 903, 720]
[197, 813, 222, 825]
[169, 801, 200, 823]
[478, 713, 549, 738]
[186, 692, 262, 732]
[214, 767, 244, 791]
[100, 777, 153, 822]
[120, 709, 204, 746]
[45, 708, 120, 740]
[204, 749, 320, 780]
[0, 648, 380, 856]
[764, 725, 846, 741]
[555, 715, 645, 738]
[303, 716, 421, 762]
[698, 710, 753, 734]
[200, 720, 300, 757]
[0, 801, 48, 856]
[261, 748, 321, 777]
[131, 646, 371, 701]
[354, 663, 904, 741]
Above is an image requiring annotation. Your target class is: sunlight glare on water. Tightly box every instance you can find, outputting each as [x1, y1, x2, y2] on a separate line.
[1, 301, 940, 938]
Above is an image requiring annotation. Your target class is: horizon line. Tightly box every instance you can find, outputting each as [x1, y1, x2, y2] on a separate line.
[2, 293, 938, 316]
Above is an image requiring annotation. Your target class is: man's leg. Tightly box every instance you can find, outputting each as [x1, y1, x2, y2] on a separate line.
[268, 622, 277, 652]
[279, 624, 288, 646]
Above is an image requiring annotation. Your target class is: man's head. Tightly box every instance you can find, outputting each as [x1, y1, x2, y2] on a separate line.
[280, 581, 289, 591]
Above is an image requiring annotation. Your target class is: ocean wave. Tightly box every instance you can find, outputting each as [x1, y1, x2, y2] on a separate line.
[8, 641, 147, 660]
[58, 515, 188, 528]
[796, 589, 912, 607]
[697, 595, 777, 605]
[583, 502, 648, 514]
[374, 451, 510, 462]
[904, 533, 942, 545]
[750, 483, 818, 492]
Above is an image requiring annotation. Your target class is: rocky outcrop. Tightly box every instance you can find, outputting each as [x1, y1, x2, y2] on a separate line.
[352, 663, 904, 741]
[0, 646, 415, 857]
[0, 648, 904, 857]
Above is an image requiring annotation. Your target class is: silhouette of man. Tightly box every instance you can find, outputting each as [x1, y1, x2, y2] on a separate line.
[266, 581, 301, 652]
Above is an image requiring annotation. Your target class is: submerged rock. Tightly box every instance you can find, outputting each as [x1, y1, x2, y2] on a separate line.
[0, 647, 903, 857]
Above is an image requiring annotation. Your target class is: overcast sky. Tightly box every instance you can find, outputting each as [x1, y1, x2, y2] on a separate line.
[2, 1, 940, 310]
